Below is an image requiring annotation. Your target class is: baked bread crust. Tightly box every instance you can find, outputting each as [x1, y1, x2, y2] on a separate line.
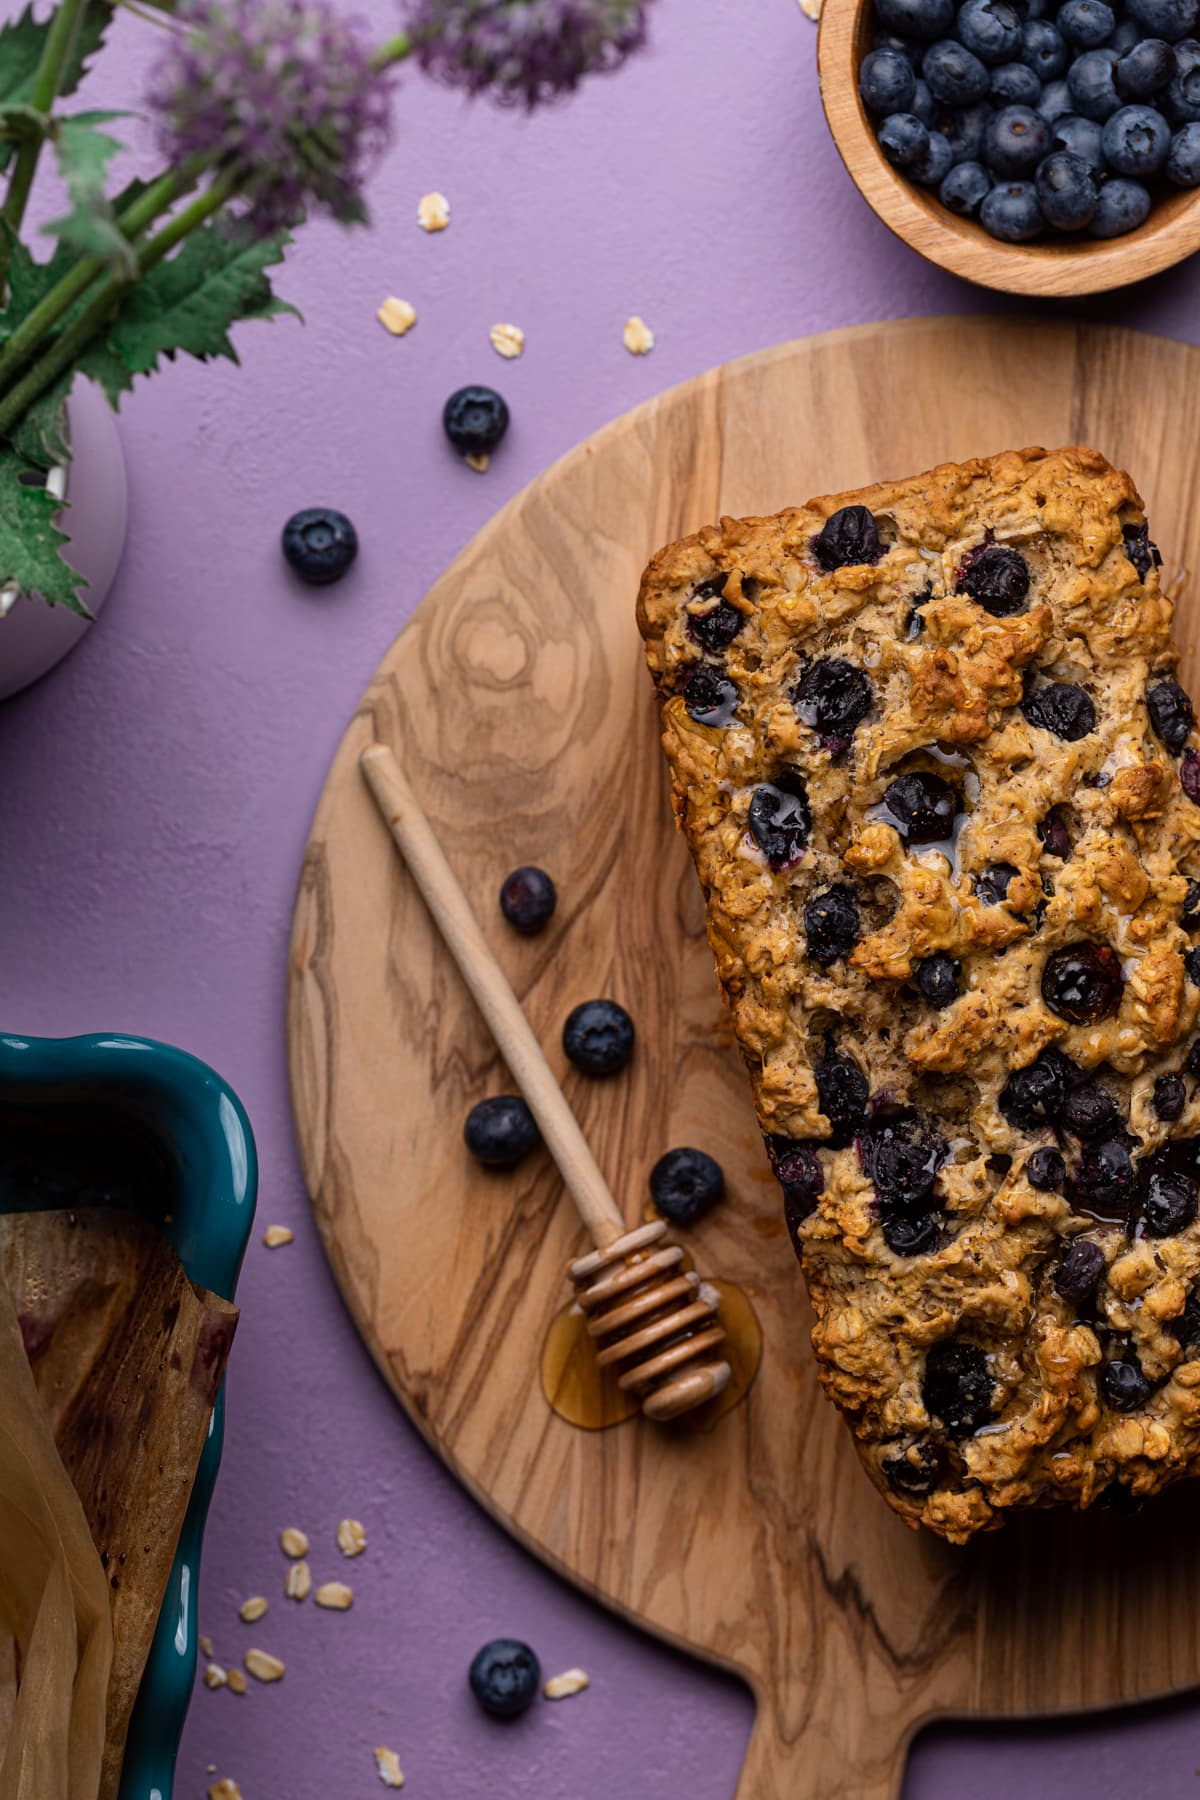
[636, 445, 1200, 1542]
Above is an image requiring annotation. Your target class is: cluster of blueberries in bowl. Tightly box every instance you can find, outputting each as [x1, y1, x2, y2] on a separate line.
[859, 0, 1200, 241]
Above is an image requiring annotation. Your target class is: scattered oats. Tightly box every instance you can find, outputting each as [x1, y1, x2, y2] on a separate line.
[799, 0, 823, 18]
[543, 1667, 590, 1700]
[376, 297, 417, 338]
[208, 1782, 241, 1800]
[464, 451, 489, 474]
[337, 1518, 367, 1558]
[199, 1634, 214, 1657]
[623, 315, 654, 356]
[244, 1648, 285, 1683]
[489, 322, 524, 360]
[262, 1225, 294, 1248]
[239, 1596, 269, 1623]
[226, 1667, 247, 1695]
[375, 1747, 405, 1789]
[280, 1527, 309, 1558]
[204, 1663, 227, 1690]
[417, 191, 450, 232]
[314, 1581, 353, 1611]
[285, 1559, 312, 1601]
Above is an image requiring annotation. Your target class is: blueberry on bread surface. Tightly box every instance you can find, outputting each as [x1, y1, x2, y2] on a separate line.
[636, 445, 1200, 1543]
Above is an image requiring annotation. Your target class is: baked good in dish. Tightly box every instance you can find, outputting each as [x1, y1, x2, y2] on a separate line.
[636, 445, 1200, 1542]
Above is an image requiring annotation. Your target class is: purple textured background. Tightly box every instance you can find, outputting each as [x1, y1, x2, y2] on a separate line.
[5, 2, 1200, 1795]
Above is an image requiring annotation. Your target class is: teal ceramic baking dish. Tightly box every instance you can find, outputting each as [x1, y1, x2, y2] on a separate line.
[0, 1031, 257, 1800]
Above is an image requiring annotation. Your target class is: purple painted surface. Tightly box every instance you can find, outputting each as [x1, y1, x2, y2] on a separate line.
[4, 2, 1200, 1795]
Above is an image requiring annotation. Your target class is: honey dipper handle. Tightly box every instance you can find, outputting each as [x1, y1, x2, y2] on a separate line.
[360, 743, 627, 1251]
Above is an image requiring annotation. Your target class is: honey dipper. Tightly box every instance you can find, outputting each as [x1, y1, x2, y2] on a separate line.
[360, 743, 732, 1422]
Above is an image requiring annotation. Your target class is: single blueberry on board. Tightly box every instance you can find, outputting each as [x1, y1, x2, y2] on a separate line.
[981, 179, 1045, 238]
[468, 1640, 541, 1718]
[1021, 680, 1096, 740]
[1090, 175, 1152, 233]
[1102, 102, 1173, 171]
[1167, 117, 1200, 174]
[281, 507, 358, 584]
[499, 866, 557, 934]
[443, 385, 510, 456]
[1067, 46, 1122, 118]
[464, 1096, 540, 1168]
[957, 0, 1024, 63]
[1147, 679, 1195, 751]
[941, 158, 993, 212]
[860, 45, 918, 112]
[1115, 36, 1178, 98]
[922, 1342, 994, 1436]
[813, 504, 883, 570]
[915, 951, 962, 1007]
[924, 37, 993, 102]
[1027, 1146, 1067, 1190]
[804, 884, 863, 965]
[1058, 0, 1117, 48]
[649, 1147, 725, 1226]
[1041, 942, 1124, 1024]
[562, 999, 635, 1076]
[990, 59, 1044, 103]
[748, 774, 811, 868]
[1036, 149, 1099, 226]
[1021, 18, 1069, 78]
[984, 102, 1053, 171]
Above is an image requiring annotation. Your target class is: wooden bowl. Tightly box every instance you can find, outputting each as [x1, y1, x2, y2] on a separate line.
[817, 0, 1200, 295]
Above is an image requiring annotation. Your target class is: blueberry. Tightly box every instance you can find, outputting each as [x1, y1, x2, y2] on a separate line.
[941, 99, 994, 157]
[883, 770, 960, 843]
[1116, 36, 1178, 97]
[863, 1109, 948, 1209]
[1142, 1162, 1199, 1235]
[771, 1138, 825, 1242]
[748, 774, 811, 868]
[649, 1146, 725, 1225]
[683, 665, 739, 726]
[1037, 76, 1075, 118]
[981, 178, 1045, 237]
[1165, 55, 1200, 117]
[1050, 111, 1106, 175]
[1102, 1356, 1151, 1410]
[499, 866, 557, 934]
[1154, 1073, 1188, 1120]
[955, 540, 1030, 613]
[991, 59, 1044, 102]
[1147, 679, 1195, 751]
[1036, 149, 1099, 226]
[686, 576, 744, 650]
[1028, 1145, 1067, 1189]
[1110, 16, 1144, 52]
[941, 157, 993, 210]
[813, 504, 882, 570]
[1054, 1236, 1106, 1301]
[1183, 878, 1200, 928]
[793, 656, 873, 741]
[1171, 1291, 1200, 1349]
[1042, 942, 1124, 1023]
[464, 1096, 540, 1167]
[1021, 680, 1096, 740]
[1089, 174, 1152, 232]
[1061, 1081, 1120, 1138]
[911, 76, 938, 121]
[882, 1211, 943, 1253]
[861, 46, 918, 112]
[1183, 750, 1200, 804]
[443, 385, 510, 457]
[1122, 520, 1161, 576]
[876, 0, 957, 37]
[974, 861, 1020, 905]
[1068, 1139, 1138, 1217]
[562, 998, 634, 1075]
[877, 28, 926, 63]
[922, 1341, 994, 1436]
[1021, 18, 1069, 77]
[1189, 1040, 1200, 1076]
[985, 101, 1054, 169]
[879, 110, 934, 169]
[804, 884, 862, 965]
[1127, 0, 1199, 41]
[1067, 46, 1122, 117]
[468, 1639, 540, 1718]
[281, 507, 358, 584]
[912, 128, 957, 181]
[1189, 943, 1200, 982]
[999, 1046, 1078, 1129]
[915, 951, 961, 1006]
[1037, 805, 1072, 859]
[1102, 101, 1172, 171]
[1058, 0, 1116, 47]
[882, 1439, 942, 1494]
[815, 1051, 870, 1146]
[957, 0, 1024, 63]
[924, 37, 992, 102]
[1167, 116, 1200, 172]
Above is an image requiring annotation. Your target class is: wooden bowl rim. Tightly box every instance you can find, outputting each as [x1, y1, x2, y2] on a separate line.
[816, 0, 1200, 297]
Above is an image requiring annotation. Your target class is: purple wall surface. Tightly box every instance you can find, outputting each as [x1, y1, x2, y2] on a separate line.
[3, 1, 1200, 1795]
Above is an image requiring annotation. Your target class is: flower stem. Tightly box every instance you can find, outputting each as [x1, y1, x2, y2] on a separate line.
[370, 31, 411, 69]
[0, 0, 92, 292]
[0, 167, 239, 444]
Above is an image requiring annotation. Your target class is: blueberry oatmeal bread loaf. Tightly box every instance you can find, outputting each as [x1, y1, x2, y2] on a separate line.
[636, 445, 1200, 1544]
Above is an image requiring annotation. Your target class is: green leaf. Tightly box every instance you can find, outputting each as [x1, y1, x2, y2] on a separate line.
[43, 110, 136, 273]
[0, 229, 78, 341]
[0, 445, 88, 613]
[0, 2, 111, 173]
[74, 338, 132, 409]
[7, 372, 70, 467]
[107, 225, 296, 377]
[0, 101, 50, 142]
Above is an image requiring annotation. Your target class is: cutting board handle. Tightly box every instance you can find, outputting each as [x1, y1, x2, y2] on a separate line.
[736, 1688, 907, 1800]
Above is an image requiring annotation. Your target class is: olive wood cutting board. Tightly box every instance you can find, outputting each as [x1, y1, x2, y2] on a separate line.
[287, 317, 1200, 1800]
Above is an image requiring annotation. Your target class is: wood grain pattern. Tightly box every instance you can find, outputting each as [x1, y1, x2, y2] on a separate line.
[287, 318, 1200, 1800]
[817, 0, 1200, 297]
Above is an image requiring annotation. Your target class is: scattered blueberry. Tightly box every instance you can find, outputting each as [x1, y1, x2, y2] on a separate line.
[1038, 806, 1073, 859]
[1054, 1236, 1106, 1302]
[468, 1639, 540, 1718]
[281, 507, 358, 584]
[499, 866, 557, 934]
[813, 504, 882, 571]
[804, 884, 862, 965]
[912, 128, 957, 181]
[1000, 1046, 1078, 1130]
[649, 1147, 725, 1226]
[1103, 101, 1173, 172]
[1171, 1290, 1200, 1350]
[772, 1138, 825, 1244]
[1037, 148, 1099, 224]
[1167, 116, 1200, 172]
[683, 665, 740, 726]
[1042, 941, 1124, 1023]
[464, 1096, 540, 1168]
[1061, 1080, 1120, 1138]
[1127, 0, 1199, 41]
[793, 657, 873, 741]
[1142, 1160, 1199, 1235]
[956, 540, 1031, 613]
[1021, 680, 1096, 740]
[1028, 1145, 1067, 1189]
[1102, 1356, 1151, 1410]
[562, 999, 634, 1076]
[924, 37, 992, 102]
[1058, 0, 1116, 49]
[915, 951, 961, 1007]
[686, 576, 745, 650]
[883, 770, 960, 843]
[1147, 678, 1195, 751]
[443, 385, 510, 457]
[957, 0, 1023, 63]
[863, 1108, 948, 1209]
[1090, 174, 1152, 231]
[1183, 749, 1200, 804]
[815, 1051, 870, 1147]
[1154, 1072, 1188, 1120]
[1189, 944, 1200, 983]
[981, 178, 1045, 236]
[1068, 46, 1122, 118]
[877, 108, 930, 170]
[882, 1211, 942, 1253]
[1123, 520, 1161, 576]
[1116, 36, 1178, 98]
[922, 1341, 994, 1436]
[1050, 111, 1106, 175]
[974, 861, 1020, 905]
[1037, 76, 1075, 118]
[748, 775, 811, 868]
[1021, 17, 1069, 79]
[1068, 1138, 1138, 1218]
[991, 59, 1044, 103]
[876, 0, 957, 37]
[1183, 878, 1200, 928]
[882, 1439, 942, 1494]
[941, 157, 993, 211]
[860, 44, 919, 110]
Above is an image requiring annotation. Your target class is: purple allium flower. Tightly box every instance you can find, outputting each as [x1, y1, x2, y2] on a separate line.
[407, 0, 651, 108]
[147, 0, 396, 234]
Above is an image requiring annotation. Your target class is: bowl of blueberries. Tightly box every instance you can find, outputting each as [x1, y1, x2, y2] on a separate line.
[817, 0, 1200, 292]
